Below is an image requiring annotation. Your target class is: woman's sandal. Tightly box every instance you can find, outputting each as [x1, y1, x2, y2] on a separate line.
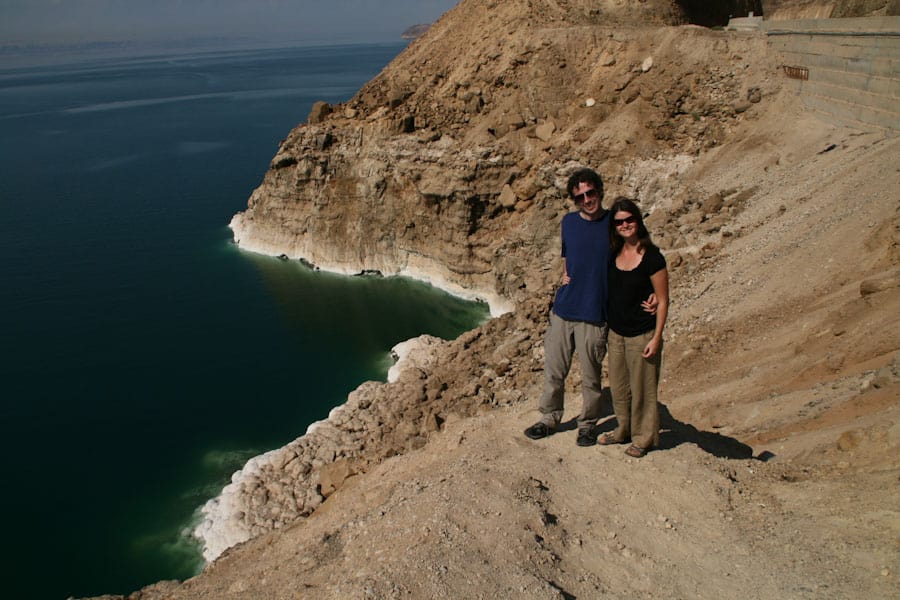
[597, 433, 622, 446]
[624, 444, 647, 458]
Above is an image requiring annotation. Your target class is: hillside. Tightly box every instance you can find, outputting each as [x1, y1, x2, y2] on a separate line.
[90, 1, 899, 599]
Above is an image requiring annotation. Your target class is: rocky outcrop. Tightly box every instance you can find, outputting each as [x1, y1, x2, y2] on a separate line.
[230, 0, 777, 318]
[194, 296, 551, 561]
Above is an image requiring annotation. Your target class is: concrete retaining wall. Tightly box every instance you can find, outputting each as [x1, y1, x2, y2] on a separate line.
[764, 17, 899, 131]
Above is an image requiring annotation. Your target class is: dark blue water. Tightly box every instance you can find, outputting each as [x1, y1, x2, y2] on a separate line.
[0, 44, 488, 600]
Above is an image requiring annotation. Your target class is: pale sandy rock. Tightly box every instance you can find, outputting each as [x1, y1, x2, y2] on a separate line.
[307, 100, 332, 124]
[860, 268, 900, 296]
[318, 459, 358, 497]
[387, 335, 444, 383]
[534, 120, 556, 142]
[872, 366, 895, 388]
[498, 184, 518, 208]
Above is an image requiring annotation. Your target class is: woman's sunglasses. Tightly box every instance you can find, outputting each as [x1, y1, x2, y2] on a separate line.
[613, 215, 638, 226]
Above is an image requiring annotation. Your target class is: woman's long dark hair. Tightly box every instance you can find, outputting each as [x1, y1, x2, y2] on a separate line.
[609, 197, 656, 256]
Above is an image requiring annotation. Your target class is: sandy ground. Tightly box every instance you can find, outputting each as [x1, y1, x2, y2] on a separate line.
[110, 103, 899, 599]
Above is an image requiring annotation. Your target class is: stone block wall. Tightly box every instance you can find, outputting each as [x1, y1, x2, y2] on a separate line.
[765, 16, 899, 131]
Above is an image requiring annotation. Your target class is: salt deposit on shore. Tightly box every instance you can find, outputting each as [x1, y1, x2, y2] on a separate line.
[229, 216, 511, 317]
[192, 333, 448, 562]
[193, 449, 279, 562]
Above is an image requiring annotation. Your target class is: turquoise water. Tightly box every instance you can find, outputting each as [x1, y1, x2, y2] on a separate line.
[0, 44, 488, 599]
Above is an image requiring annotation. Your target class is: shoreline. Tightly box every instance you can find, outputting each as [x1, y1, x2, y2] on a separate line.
[228, 218, 514, 318]
[192, 236, 499, 562]
[191, 333, 450, 562]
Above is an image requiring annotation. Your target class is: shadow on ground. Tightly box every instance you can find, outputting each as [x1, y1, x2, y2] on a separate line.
[569, 389, 765, 460]
[656, 402, 759, 459]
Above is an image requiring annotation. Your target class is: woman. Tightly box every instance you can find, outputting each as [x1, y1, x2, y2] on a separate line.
[599, 197, 669, 458]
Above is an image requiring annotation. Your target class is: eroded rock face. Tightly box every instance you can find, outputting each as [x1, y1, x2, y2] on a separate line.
[231, 0, 776, 315]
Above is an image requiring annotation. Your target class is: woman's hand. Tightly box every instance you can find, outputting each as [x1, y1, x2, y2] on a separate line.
[643, 336, 661, 358]
[562, 274, 571, 285]
[645, 268, 669, 358]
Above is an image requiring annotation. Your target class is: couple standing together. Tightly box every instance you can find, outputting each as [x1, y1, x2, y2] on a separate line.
[524, 168, 669, 459]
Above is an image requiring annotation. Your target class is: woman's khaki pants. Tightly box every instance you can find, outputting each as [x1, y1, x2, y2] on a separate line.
[607, 329, 661, 449]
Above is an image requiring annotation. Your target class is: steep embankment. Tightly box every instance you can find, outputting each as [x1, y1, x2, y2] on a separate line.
[90, 1, 899, 599]
[229, 0, 761, 311]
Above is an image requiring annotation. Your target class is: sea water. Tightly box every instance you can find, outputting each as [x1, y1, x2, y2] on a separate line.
[0, 43, 489, 599]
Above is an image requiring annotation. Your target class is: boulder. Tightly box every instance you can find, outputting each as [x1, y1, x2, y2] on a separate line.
[308, 101, 333, 124]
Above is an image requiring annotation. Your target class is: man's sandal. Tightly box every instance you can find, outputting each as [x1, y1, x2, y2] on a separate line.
[524, 422, 553, 440]
[625, 444, 647, 458]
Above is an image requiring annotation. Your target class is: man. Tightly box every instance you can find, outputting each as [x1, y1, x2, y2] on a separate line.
[524, 168, 654, 446]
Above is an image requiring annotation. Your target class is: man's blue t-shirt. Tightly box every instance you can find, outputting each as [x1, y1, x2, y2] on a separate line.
[552, 211, 610, 324]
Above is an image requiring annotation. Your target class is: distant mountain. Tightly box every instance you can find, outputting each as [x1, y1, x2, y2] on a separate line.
[400, 23, 431, 39]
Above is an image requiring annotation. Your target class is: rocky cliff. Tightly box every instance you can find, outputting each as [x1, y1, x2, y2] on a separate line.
[91, 1, 899, 598]
[230, 0, 771, 314]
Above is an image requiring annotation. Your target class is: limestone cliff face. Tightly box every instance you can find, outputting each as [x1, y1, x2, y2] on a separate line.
[229, 116, 532, 313]
[230, 0, 770, 314]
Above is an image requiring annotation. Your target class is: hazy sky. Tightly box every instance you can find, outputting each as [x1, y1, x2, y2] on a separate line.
[1, 0, 460, 46]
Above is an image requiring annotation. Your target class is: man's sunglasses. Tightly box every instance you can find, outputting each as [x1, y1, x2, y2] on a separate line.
[572, 189, 599, 202]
